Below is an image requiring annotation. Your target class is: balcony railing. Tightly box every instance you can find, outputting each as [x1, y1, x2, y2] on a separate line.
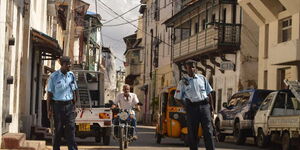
[173, 23, 240, 61]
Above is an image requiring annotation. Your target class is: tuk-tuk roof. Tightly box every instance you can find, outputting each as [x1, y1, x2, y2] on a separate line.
[160, 86, 176, 94]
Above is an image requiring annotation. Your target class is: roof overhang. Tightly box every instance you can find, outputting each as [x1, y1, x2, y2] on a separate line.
[163, 0, 202, 27]
[31, 28, 62, 60]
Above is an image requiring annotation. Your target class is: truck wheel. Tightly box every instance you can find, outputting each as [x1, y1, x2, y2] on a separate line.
[103, 135, 110, 145]
[156, 133, 162, 144]
[183, 134, 189, 146]
[233, 122, 246, 145]
[282, 132, 290, 150]
[95, 136, 101, 143]
[256, 129, 269, 148]
[216, 120, 226, 142]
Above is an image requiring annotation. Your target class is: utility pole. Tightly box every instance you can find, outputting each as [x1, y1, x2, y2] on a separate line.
[64, 0, 75, 56]
[86, 18, 92, 69]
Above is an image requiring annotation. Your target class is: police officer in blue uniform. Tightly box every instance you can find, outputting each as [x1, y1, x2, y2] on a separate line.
[47, 56, 78, 150]
[174, 60, 215, 150]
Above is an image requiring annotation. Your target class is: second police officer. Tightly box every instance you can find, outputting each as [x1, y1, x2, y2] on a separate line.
[174, 60, 215, 150]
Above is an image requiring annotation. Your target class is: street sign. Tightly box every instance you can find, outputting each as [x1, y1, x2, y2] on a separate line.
[220, 61, 235, 70]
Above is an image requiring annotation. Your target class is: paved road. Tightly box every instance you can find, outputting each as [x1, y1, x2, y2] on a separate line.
[47, 126, 264, 150]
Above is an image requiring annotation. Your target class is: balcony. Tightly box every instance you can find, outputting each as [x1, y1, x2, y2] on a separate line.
[173, 23, 241, 62]
[269, 39, 300, 65]
[125, 63, 142, 76]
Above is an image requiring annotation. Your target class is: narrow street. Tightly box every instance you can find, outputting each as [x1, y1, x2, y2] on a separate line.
[47, 126, 263, 150]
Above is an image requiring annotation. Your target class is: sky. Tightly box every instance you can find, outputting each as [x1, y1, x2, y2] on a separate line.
[83, 0, 141, 69]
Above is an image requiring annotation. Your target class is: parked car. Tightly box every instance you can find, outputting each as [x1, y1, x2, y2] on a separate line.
[254, 89, 300, 150]
[215, 89, 273, 145]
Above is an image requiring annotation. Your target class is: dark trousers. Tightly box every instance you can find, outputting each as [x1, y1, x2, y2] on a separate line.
[186, 102, 215, 150]
[52, 102, 77, 150]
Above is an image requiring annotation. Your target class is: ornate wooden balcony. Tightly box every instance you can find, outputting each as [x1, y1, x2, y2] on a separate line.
[173, 23, 240, 62]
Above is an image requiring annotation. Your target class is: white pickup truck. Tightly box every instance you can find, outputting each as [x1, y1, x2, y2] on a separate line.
[73, 70, 112, 145]
[254, 81, 300, 150]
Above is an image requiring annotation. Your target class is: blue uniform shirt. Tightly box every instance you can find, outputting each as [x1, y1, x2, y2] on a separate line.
[47, 70, 78, 101]
[174, 74, 212, 102]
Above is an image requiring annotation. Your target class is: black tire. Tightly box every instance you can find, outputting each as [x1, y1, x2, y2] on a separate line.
[256, 129, 269, 148]
[183, 134, 189, 146]
[103, 135, 110, 145]
[233, 122, 246, 145]
[156, 133, 162, 144]
[216, 120, 226, 142]
[119, 127, 124, 150]
[95, 136, 101, 143]
[282, 132, 290, 150]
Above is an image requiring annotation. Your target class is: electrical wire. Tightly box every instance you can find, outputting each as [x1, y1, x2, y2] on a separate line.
[97, 0, 173, 48]
[103, 18, 140, 27]
[103, 3, 142, 24]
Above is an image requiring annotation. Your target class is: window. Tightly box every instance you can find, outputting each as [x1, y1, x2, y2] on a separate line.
[228, 92, 251, 108]
[181, 21, 191, 40]
[264, 24, 269, 58]
[223, 8, 227, 23]
[279, 17, 292, 43]
[217, 89, 222, 111]
[264, 71, 268, 89]
[194, 22, 199, 34]
[259, 93, 274, 111]
[174, 28, 181, 43]
[273, 93, 286, 109]
[277, 68, 290, 90]
[227, 88, 233, 100]
[211, 14, 216, 23]
[202, 19, 206, 30]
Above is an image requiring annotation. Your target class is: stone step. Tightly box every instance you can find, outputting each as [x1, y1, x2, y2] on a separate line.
[23, 140, 47, 150]
[1, 133, 26, 149]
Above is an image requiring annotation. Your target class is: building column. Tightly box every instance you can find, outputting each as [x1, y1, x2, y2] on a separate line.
[0, 0, 8, 141]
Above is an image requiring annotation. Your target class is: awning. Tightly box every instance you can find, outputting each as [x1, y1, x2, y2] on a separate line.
[31, 28, 62, 60]
[163, 0, 202, 27]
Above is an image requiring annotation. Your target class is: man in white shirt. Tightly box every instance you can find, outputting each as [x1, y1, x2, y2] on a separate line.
[114, 84, 140, 112]
[112, 84, 141, 138]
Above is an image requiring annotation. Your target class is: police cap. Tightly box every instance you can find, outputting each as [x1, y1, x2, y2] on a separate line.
[184, 59, 197, 66]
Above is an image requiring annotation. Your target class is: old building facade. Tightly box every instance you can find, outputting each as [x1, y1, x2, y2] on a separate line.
[164, 0, 259, 112]
[138, 0, 175, 124]
[0, 0, 108, 144]
[239, 0, 300, 90]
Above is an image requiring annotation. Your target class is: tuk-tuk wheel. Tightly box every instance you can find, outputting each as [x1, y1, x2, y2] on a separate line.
[156, 134, 162, 144]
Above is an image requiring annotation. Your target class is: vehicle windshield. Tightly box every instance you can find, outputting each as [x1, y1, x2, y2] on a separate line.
[169, 90, 180, 107]
[228, 92, 251, 108]
[253, 91, 272, 106]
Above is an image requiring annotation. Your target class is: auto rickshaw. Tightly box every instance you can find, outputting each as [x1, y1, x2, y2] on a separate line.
[155, 86, 202, 145]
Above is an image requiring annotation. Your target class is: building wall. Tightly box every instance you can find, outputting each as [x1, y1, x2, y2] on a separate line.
[9, 1, 25, 133]
[0, 0, 11, 137]
[239, 0, 300, 90]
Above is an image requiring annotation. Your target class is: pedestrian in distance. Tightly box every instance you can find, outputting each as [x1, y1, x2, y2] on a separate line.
[47, 56, 78, 150]
[174, 59, 215, 150]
